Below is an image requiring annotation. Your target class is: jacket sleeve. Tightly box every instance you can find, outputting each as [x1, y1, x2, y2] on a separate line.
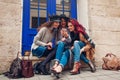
[33, 28, 47, 46]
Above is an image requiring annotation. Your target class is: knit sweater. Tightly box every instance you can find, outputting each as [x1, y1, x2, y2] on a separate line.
[31, 27, 53, 50]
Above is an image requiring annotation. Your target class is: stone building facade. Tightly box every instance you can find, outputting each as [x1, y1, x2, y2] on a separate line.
[88, 0, 120, 66]
[0, 0, 120, 73]
[0, 0, 22, 72]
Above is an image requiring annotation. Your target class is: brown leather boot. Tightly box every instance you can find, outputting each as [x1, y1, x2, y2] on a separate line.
[70, 62, 81, 75]
[88, 61, 96, 72]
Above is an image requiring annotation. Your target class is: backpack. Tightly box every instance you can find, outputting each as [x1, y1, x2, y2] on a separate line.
[4, 52, 22, 78]
[33, 61, 50, 74]
[33, 61, 43, 74]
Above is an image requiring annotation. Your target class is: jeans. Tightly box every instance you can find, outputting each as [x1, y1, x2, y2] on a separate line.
[32, 46, 47, 58]
[59, 49, 89, 68]
[59, 49, 70, 67]
[72, 41, 88, 62]
[55, 41, 66, 62]
[55, 41, 89, 68]
[41, 47, 57, 66]
[80, 53, 89, 64]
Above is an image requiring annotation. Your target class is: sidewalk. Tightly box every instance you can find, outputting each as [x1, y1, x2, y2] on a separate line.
[0, 67, 120, 80]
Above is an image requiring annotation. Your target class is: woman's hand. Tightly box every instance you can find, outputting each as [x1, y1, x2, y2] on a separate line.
[61, 28, 68, 38]
[47, 46, 52, 50]
[80, 47, 85, 54]
[46, 42, 52, 50]
[70, 46, 74, 50]
[63, 31, 68, 38]
[61, 37, 66, 41]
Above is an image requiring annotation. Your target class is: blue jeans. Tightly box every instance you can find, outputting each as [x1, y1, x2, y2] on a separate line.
[59, 49, 70, 67]
[59, 50, 89, 68]
[55, 41, 66, 62]
[32, 46, 47, 58]
[80, 53, 89, 64]
[55, 41, 89, 68]
[72, 41, 86, 62]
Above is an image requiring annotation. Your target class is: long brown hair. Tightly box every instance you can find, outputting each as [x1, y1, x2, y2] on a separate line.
[37, 21, 54, 32]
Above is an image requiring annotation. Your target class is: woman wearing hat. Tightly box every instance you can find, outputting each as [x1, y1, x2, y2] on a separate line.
[31, 15, 60, 75]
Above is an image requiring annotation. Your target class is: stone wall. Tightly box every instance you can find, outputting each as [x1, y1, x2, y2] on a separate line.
[0, 0, 22, 73]
[88, 0, 120, 66]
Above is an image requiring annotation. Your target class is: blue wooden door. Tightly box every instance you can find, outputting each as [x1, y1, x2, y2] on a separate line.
[22, 0, 77, 55]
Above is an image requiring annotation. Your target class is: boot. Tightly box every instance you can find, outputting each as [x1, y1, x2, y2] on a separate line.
[39, 65, 50, 75]
[88, 61, 96, 73]
[70, 62, 81, 75]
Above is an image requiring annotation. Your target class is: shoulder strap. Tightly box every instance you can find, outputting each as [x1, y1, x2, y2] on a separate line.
[17, 51, 20, 58]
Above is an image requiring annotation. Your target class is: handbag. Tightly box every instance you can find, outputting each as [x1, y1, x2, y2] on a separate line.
[21, 56, 34, 78]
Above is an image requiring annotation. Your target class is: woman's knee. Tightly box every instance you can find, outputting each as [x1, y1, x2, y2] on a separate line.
[73, 40, 79, 45]
[58, 41, 65, 45]
[74, 40, 85, 47]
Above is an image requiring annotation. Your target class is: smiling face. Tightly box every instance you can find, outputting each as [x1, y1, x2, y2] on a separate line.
[52, 21, 60, 28]
[68, 22, 75, 32]
[61, 18, 67, 28]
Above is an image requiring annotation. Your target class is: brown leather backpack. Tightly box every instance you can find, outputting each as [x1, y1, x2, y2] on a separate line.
[4, 52, 22, 78]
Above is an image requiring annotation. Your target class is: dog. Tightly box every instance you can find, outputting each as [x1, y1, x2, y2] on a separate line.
[102, 53, 120, 70]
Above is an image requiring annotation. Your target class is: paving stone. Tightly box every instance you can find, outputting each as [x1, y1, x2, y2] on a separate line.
[1, 68, 120, 80]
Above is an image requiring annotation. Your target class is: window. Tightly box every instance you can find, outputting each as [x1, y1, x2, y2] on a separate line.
[31, 17, 46, 28]
[30, 0, 47, 28]
[56, 0, 70, 17]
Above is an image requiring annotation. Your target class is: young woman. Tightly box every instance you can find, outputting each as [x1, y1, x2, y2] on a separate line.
[52, 19, 96, 75]
[68, 19, 96, 74]
[31, 15, 60, 75]
[51, 14, 71, 69]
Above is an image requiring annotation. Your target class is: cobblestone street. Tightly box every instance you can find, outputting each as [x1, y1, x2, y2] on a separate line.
[1, 67, 120, 80]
